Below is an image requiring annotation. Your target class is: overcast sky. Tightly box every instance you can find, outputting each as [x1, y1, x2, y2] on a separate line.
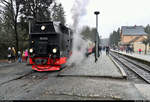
[57, 0, 150, 39]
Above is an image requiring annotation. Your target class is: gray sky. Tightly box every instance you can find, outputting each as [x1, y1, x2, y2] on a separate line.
[57, 0, 150, 38]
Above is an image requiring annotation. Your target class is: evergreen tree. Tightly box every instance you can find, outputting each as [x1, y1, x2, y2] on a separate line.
[80, 26, 96, 42]
[144, 24, 150, 34]
[52, 2, 66, 24]
[143, 24, 150, 54]
[109, 28, 120, 47]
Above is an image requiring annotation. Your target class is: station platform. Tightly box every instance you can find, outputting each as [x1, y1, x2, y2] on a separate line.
[59, 51, 126, 78]
[111, 49, 150, 63]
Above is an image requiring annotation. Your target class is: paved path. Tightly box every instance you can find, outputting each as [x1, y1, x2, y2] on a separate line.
[59, 51, 123, 78]
[20, 77, 144, 100]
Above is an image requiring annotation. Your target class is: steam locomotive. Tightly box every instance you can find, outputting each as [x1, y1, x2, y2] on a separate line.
[28, 21, 73, 71]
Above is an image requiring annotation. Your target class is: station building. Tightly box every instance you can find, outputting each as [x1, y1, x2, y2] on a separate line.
[119, 25, 149, 53]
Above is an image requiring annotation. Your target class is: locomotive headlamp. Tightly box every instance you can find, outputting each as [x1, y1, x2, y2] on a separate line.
[29, 48, 33, 53]
[52, 48, 57, 53]
[41, 25, 46, 30]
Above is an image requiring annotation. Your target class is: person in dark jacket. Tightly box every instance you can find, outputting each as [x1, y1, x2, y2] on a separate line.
[12, 47, 16, 62]
[18, 51, 22, 63]
[99, 45, 102, 54]
[106, 46, 110, 55]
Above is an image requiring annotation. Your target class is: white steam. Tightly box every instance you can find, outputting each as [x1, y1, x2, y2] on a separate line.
[67, 0, 89, 66]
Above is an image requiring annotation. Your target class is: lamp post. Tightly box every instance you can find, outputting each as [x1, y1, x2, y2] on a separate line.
[27, 16, 34, 34]
[27, 16, 33, 53]
[94, 11, 100, 62]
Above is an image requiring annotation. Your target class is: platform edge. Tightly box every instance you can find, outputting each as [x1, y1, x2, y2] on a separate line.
[109, 55, 127, 78]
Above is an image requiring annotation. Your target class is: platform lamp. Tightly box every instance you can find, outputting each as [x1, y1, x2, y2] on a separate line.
[27, 16, 34, 35]
[94, 11, 100, 62]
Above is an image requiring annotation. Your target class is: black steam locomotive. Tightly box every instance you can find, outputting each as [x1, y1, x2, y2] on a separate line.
[28, 21, 73, 71]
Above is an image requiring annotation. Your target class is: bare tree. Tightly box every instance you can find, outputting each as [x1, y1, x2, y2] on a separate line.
[20, 0, 53, 21]
[0, 0, 21, 55]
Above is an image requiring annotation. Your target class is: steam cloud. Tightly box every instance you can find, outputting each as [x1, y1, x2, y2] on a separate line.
[67, 0, 89, 66]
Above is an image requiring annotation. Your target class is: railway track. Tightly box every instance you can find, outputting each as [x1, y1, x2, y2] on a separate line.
[0, 66, 62, 86]
[0, 60, 71, 86]
[110, 52, 150, 84]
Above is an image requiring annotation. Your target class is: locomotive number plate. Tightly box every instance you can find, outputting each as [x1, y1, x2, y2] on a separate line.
[40, 37, 48, 40]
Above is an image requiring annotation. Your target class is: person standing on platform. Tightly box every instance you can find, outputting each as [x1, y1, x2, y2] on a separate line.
[106, 46, 110, 55]
[18, 51, 22, 63]
[8, 47, 12, 63]
[12, 47, 16, 62]
[99, 45, 102, 54]
[139, 48, 142, 54]
[24, 49, 28, 63]
[22, 51, 25, 62]
[131, 46, 134, 54]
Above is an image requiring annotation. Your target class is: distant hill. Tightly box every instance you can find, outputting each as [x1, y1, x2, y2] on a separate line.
[100, 38, 109, 46]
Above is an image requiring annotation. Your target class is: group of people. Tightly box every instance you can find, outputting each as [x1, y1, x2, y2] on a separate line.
[98, 45, 110, 55]
[8, 47, 16, 63]
[114, 46, 143, 54]
[86, 45, 110, 57]
[125, 46, 134, 53]
[7, 47, 28, 63]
